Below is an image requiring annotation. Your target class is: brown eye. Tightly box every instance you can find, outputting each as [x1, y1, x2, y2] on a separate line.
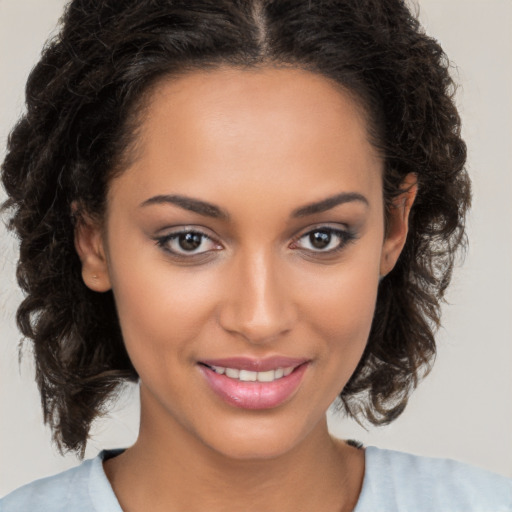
[293, 227, 355, 254]
[155, 229, 221, 257]
[178, 232, 203, 251]
[309, 231, 331, 249]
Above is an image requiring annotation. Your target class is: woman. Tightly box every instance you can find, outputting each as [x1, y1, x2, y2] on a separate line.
[1, 0, 510, 510]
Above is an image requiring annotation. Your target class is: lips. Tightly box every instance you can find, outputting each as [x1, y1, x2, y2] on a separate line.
[198, 357, 310, 410]
[200, 356, 308, 372]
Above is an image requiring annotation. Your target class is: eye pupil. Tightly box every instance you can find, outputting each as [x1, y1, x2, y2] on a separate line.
[179, 232, 203, 251]
[310, 231, 331, 249]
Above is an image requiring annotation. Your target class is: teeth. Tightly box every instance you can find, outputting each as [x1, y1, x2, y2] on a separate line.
[256, 370, 275, 382]
[210, 365, 296, 382]
[225, 368, 239, 379]
[239, 370, 257, 382]
[212, 365, 225, 375]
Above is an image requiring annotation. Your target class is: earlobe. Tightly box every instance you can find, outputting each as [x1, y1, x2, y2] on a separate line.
[380, 173, 418, 277]
[73, 211, 112, 292]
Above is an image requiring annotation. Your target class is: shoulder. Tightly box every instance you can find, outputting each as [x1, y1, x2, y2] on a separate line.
[0, 459, 93, 512]
[355, 446, 512, 512]
[0, 450, 123, 512]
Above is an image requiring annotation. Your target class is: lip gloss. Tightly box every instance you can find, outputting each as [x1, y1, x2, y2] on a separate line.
[198, 362, 309, 410]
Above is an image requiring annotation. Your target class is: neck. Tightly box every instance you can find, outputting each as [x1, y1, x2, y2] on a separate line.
[104, 392, 365, 512]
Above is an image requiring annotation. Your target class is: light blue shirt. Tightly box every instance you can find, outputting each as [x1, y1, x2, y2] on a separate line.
[1, 446, 511, 511]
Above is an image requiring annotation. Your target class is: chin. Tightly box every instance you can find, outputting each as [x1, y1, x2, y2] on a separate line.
[194, 412, 321, 462]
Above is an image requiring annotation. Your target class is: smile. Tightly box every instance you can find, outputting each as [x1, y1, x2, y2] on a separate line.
[198, 357, 310, 410]
[208, 365, 295, 382]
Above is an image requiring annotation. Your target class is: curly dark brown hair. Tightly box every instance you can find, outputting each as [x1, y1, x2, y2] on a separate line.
[1, 0, 470, 456]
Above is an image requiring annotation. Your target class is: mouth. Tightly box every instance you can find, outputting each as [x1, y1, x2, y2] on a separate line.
[198, 357, 310, 410]
[201, 364, 296, 383]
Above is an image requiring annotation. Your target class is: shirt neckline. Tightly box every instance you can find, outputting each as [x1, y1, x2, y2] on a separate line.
[90, 446, 375, 512]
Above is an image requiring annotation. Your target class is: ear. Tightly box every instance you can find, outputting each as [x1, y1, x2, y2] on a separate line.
[380, 173, 418, 277]
[73, 208, 112, 292]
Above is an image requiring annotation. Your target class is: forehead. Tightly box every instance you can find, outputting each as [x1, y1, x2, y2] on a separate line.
[110, 66, 383, 213]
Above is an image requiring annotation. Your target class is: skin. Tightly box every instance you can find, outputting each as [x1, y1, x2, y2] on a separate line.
[76, 66, 416, 512]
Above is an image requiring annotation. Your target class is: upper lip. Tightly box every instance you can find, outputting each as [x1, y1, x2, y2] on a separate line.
[199, 356, 309, 372]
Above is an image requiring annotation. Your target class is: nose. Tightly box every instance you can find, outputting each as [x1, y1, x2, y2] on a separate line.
[218, 248, 297, 345]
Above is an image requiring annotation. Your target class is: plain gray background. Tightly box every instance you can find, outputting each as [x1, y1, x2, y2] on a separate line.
[1, 0, 511, 497]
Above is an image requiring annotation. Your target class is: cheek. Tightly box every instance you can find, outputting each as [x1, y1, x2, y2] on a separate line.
[107, 242, 219, 367]
[314, 268, 378, 359]
[300, 253, 381, 341]
[295, 243, 381, 389]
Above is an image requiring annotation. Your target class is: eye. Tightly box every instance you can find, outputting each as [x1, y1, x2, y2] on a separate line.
[154, 229, 221, 257]
[292, 227, 355, 254]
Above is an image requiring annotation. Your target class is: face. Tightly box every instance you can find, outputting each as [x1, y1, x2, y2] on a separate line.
[77, 66, 413, 460]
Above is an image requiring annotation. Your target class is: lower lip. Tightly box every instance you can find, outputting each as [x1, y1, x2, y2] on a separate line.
[199, 363, 309, 410]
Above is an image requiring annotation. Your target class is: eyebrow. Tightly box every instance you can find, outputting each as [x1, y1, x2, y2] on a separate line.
[139, 192, 368, 220]
[291, 192, 369, 217]
[140, 195, 230, 220]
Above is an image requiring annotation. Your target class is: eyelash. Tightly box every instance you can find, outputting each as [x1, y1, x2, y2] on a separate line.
[291, 227, 357, 255]
[154, 229, 220, 259]
[153, 226, 356, 260]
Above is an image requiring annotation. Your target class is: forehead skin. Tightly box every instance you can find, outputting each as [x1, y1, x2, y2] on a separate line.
[108, 66, 383, 229]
